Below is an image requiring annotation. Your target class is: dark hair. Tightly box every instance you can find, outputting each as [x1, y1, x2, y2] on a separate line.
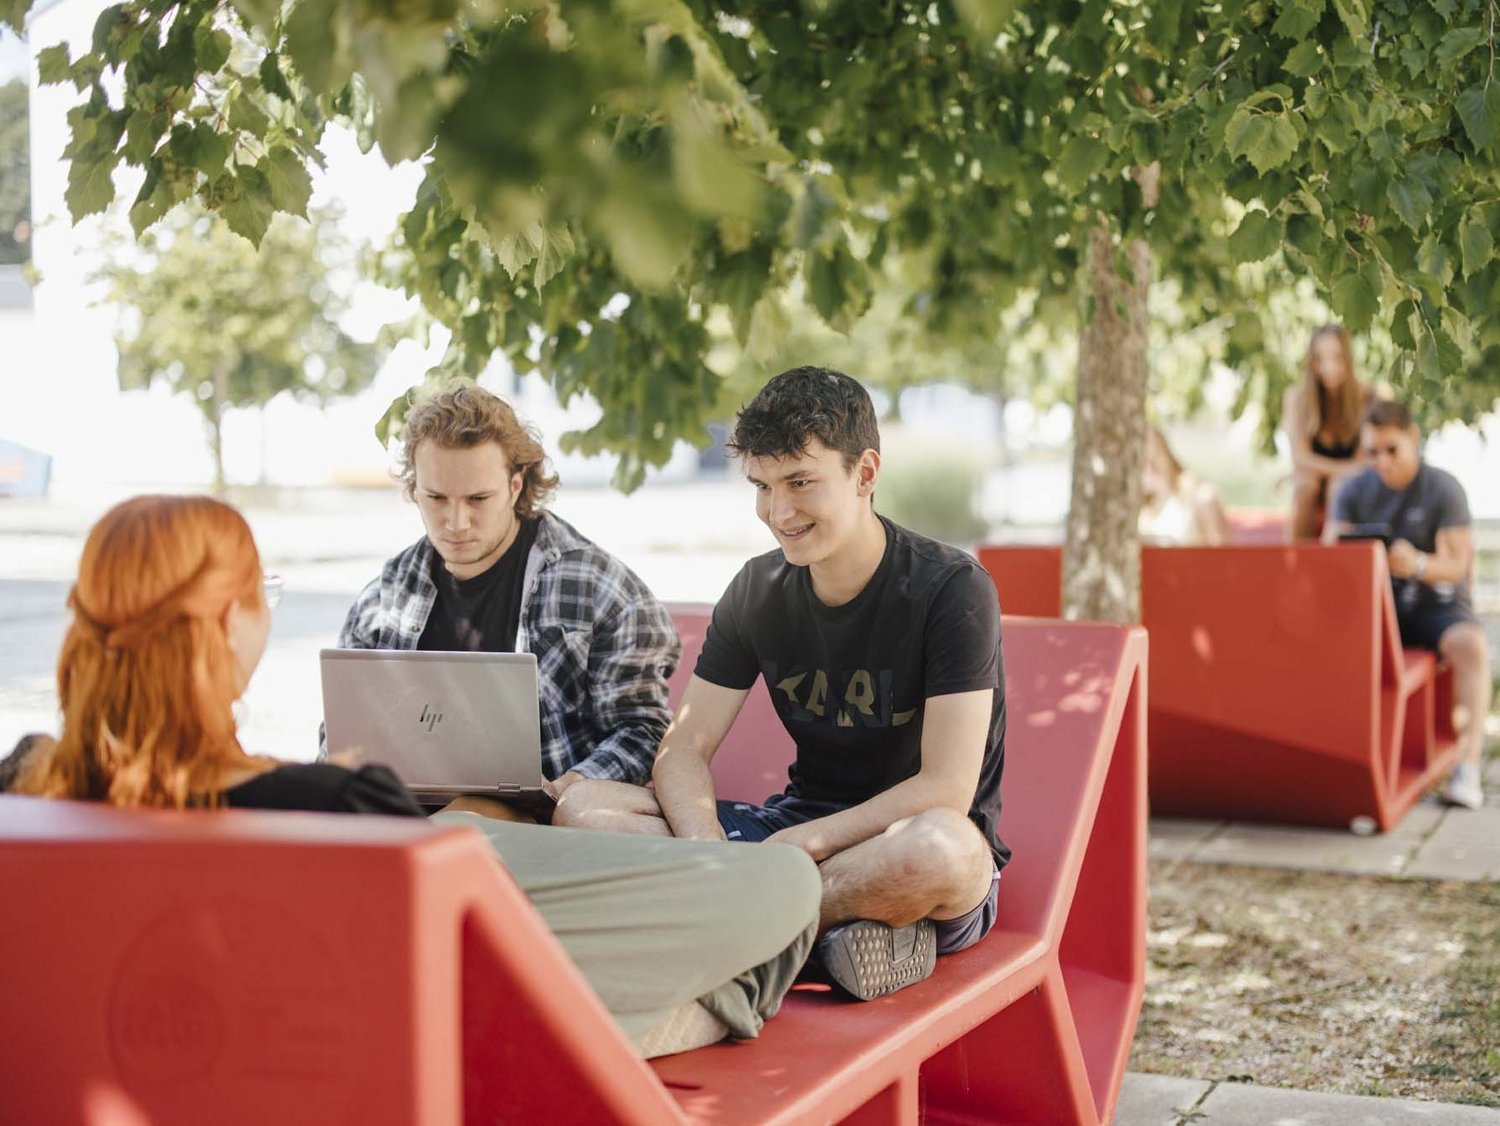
[0, 734, 50, 793]
[397, 385, 559, 518]
[727, 366, 880, 469]
[1364, 399, 1413, 431]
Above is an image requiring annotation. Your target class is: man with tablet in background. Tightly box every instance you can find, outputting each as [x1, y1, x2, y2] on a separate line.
[1325, 398, 1491, 810]
[326, 384, 680, 820]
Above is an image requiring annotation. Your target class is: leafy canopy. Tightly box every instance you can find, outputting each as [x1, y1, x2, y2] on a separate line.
[16, 0, 1500, 483]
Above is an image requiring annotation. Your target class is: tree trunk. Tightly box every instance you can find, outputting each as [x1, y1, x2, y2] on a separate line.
[208, 369, 228, 497]
[1062, 167, 1158, 624]
[259, 404, 271, 487]
[990, 388, 1011, 527]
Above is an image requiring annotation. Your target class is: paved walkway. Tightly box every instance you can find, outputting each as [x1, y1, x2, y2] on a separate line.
[1117, 1073, 1500, 1124]
[1148, 750, 1500, 883]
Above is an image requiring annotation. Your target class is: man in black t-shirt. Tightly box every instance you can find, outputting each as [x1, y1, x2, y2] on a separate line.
[557, 367, 1005, 1000]
[1326, 399, 1491, 810]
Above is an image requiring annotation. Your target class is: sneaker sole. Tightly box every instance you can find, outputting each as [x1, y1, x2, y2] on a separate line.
[819, 919, 938, 1001]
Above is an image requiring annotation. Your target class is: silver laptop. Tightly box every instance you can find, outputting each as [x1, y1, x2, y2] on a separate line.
[320, 649, 545, 803]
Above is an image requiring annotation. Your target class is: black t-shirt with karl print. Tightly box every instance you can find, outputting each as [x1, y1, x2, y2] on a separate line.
[695, 516, 1008, 868]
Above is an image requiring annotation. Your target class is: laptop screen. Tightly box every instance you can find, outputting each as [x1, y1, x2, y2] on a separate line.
[320, 649, 543, 797]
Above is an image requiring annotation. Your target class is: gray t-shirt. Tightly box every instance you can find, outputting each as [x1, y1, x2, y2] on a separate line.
[1333, 462, 1471, 613]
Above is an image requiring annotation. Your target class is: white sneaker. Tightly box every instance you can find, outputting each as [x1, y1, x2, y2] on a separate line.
[1442, 762, 1484, 810]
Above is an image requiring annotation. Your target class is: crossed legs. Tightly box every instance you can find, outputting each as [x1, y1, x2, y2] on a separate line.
[555, 781, 996, 932]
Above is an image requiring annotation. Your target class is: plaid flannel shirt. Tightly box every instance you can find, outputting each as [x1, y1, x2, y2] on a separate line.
[332, 512, 680, 783]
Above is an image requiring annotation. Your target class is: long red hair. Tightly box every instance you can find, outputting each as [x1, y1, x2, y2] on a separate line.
[17, 495, 265, 807]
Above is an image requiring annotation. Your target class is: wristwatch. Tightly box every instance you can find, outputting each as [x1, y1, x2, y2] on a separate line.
[1413, 553, 1429, 581]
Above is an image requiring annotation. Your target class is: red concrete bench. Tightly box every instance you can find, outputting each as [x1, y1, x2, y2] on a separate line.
[1225, 506, 1287, 545]
[978, 542, 1461, 831]
[0, 616, 1146, 1125]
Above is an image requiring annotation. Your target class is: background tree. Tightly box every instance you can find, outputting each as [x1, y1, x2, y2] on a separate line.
[97, 206, 384, 492]
[14, 0, 1500, 618]
[0, 79, 29, 264]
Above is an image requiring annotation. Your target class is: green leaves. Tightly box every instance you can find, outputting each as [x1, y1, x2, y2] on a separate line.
[195, 27, 233, 76]
[36, 44, 72, 86]
[1434, 27, 1484, 70]
[805, 243, 872, 334]
[710, 246, 773, 343]
[262, 147, 313, 217]
[220, 168, 276, 246]
[66, 152, 119, 220]
[1459, 210, 1494, 278]
[1271, 0, 1326, 40]
[170, 122, 230, 177]
[1225, 108, 1300, 173]
[532, 226, 576, 291]
[1330, 261, 1381, 331]
[1227, 208, 1283, 264]
[32, 0, 1500, 486]
[596, 184, 693, 290]
[1, 0, 28, 35]
[1455, 84, 1500, 152]
[1056, 135, 1110, 196]
[285, 0, 354, 96]
[1283, 42, 1324, 78]
[1330, 0, 1368, 38]
[1386, 173, 1435, 231]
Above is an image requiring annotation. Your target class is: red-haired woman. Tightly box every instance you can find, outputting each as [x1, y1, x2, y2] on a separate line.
[8, 495, 818, 1056]
[1282, 325, 1375, 540]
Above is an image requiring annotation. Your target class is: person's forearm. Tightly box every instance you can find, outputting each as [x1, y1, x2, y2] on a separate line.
[1292, 450, 1355, 477]
[1417, 549, 1472, 586]
[569, 722, 664, 784]
[789, 773, 972, 862]
[652, 747, 726, 841]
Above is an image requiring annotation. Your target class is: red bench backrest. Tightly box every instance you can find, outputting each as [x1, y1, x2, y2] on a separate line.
[0, 797, 686, 1125]
[666, 603, 794, 804]
[979, 543, 1385, 759]
[977, 545, 1063, 618]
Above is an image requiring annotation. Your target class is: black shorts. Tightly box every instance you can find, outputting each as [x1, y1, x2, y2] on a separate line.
[1396, 603, 1477, 651]
[716, 794, 1001, 955]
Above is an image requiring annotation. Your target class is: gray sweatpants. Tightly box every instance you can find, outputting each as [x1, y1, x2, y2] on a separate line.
[432, 813, 821, 1049]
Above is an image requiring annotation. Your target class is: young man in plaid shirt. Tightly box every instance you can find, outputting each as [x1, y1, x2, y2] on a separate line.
[330, 385, 680, 815]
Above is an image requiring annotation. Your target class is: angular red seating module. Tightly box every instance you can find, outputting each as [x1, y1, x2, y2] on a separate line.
[0, 614, 1146, 1125]
[1224, 506, 1287, 545]
[978, 542, 1460, 832]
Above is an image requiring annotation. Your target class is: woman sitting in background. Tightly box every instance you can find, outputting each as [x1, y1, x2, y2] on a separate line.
[1282, 324, 1373, 540]
[1140, 426, 1230, 546]
[7, 494, 818, 1057]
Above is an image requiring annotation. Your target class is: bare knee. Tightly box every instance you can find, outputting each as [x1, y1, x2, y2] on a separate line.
[1439, 624, 1490, 676]
[885, 808, 991, 900]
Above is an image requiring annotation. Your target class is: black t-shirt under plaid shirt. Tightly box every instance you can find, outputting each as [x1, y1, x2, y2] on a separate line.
[695, 517, 1009, 869]
[418, 517, 540, 652]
